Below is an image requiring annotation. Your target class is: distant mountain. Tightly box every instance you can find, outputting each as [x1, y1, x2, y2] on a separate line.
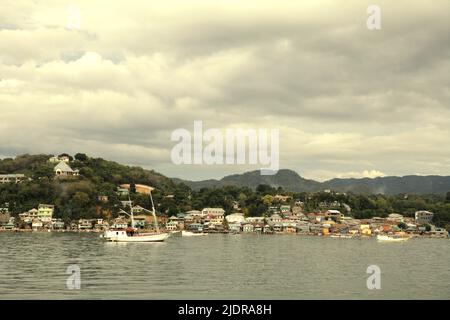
[174, 169, 450, 195]
[324, 175, 450, 195]
[173, 169, 321, 192]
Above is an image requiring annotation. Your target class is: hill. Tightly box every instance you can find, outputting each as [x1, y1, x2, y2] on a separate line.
[175, 170, 450, 195]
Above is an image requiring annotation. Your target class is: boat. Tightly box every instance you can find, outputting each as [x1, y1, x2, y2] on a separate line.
[330, 234, 353, 239]
[377, 234, 410, 242]
[104, 228, 170, 242]
[170, 230, 182, 237]
[103, 189, 170, 242]
[181, 230, 208, 237]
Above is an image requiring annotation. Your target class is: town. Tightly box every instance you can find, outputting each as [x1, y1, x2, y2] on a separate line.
[0, 154, 448, 239]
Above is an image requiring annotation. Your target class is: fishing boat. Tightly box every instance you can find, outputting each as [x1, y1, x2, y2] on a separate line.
[377, 234, 410, 242]
[103, 189, 170, 242]
[181, 230, 208, 237]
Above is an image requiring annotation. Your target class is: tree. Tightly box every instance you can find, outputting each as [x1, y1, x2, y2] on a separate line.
[446, 192, 450, 202]
[74, 153, 88, 162]
[398, 222, 407, 230]
[262, 194, 274, 206]
[58, 153, 73, 161]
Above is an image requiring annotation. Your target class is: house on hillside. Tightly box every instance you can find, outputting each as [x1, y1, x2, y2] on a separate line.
[119, 184, 154, 195]
[54, 162, 79, 177]
[49, 155, 70, 163]
[0, 174, 28, 184]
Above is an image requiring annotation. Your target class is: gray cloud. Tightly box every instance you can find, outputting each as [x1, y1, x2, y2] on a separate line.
[0, 0, 449, 181]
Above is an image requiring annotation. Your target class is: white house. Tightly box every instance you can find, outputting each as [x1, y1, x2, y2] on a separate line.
[225, 213, 245, 224]
[54, 161, 79, 176]
[415, 211, 434, 224]
[0, 174, 28, 184]
[202, 208, 225, 217]
[387, 213, 404, 222]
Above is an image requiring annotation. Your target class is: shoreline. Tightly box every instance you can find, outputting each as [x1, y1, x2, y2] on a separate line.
[0, 228, 447, 239]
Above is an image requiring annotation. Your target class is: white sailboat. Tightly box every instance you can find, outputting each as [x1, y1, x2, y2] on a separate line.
[103, 189, 170, 242]
[377, 234, 410, 242]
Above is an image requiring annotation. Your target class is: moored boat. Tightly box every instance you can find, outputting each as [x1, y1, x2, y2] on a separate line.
[377, 234, 410, 242]
[181, 230, 208, 237]
[103, 188, 169, 242]
[104, 228, 170, 242]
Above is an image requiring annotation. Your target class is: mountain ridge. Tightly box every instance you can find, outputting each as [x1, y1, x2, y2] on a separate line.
[173, 169, 450, 195]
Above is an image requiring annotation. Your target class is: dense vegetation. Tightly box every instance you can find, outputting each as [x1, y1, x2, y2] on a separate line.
[1, 154, 450, 230]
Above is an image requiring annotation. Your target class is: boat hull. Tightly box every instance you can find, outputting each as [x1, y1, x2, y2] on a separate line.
[104, 230, 170, 242]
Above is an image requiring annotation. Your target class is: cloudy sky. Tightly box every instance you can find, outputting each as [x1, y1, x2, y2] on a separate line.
[1, 0, 449, 181]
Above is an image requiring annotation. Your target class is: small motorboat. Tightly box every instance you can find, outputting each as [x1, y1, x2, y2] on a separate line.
[377, 234, 410, 242]
[181, 230, 208, 237]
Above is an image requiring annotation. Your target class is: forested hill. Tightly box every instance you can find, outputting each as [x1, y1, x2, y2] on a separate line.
[0, 153, 175, 191]
[0, 154, 184, 219]
[174, 169, 450, 195]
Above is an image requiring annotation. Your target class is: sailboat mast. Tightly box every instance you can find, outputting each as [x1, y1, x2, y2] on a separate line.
[128, 193, 134, 228]
[149, 189, 160, 233]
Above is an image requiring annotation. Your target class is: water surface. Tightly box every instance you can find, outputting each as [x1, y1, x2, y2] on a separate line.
[0, 233, 448, 299]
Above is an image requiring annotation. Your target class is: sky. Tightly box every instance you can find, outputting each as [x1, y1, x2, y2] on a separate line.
[0, 0, 449, 181]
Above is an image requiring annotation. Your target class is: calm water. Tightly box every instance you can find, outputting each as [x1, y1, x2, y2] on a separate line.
[0, 232, 449, 299]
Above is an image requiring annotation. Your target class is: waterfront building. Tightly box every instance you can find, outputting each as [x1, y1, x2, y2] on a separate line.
[202, 208, 225, 218]
[296, 224, 310, 234]
[226, 213, 245, 224]
[272, 223, 283, 232]
[51, 219, 65, 230]
[254, 224, 263, 233]
[242, 223, 254, 233]
[387, 213, 404, 222]
[269, 214, 282, 224]
[78, 219, 94, 230]
[186, 223, 203, 232]
[415, 211, 434, 224]
[38, 204, 54, 222]
[165, 221, 178, 231]
[0, 174, 28, 184]
[245, 216, 265, 224]
[284, 223, 297, 233]
[31, 219, 43, 230]
[3, 218, 15, 230]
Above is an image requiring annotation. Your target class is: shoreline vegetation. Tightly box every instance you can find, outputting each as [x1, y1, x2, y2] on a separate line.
[0, 153, 450, 239]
